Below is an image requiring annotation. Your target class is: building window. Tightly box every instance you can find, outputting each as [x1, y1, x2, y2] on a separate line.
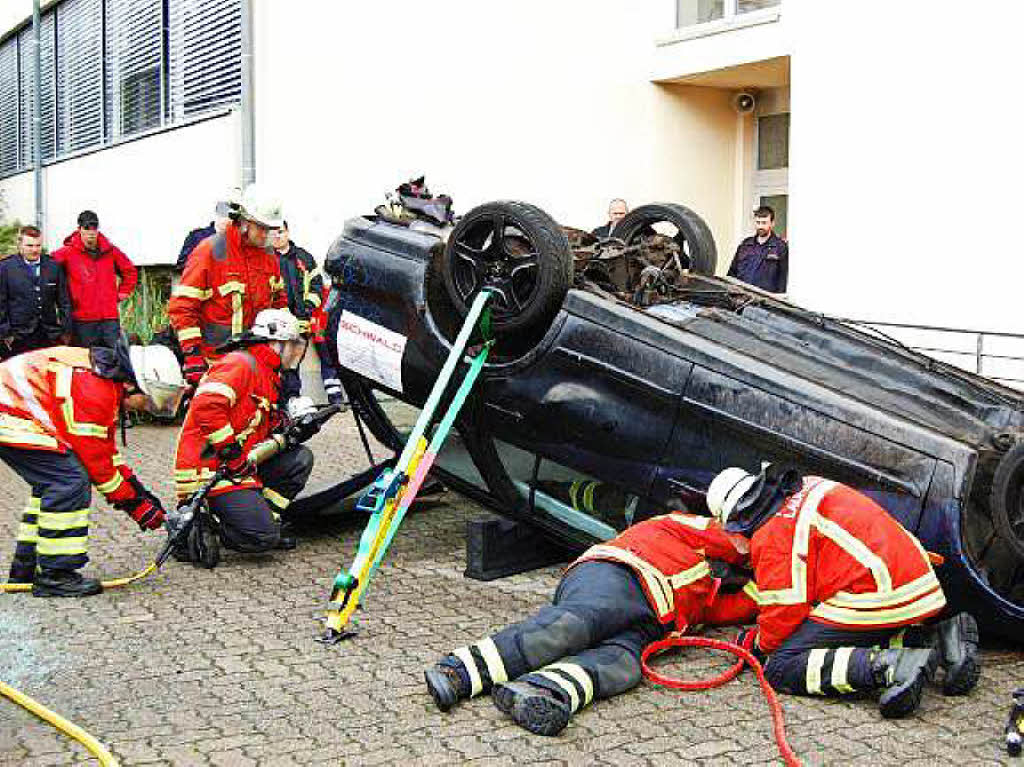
[0, 0, 241, 179]
[753, 111, 789, 239]
[676, 0, 780, 28]
[756, 112, 789, 170]
[107, 0, 165, 138]
[57, 0, 105, 153]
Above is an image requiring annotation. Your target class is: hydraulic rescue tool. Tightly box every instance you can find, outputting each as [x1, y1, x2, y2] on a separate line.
[159, 402, 343, 568]
[319, 290, 494, 644]
[1007, 687, 1024, 757]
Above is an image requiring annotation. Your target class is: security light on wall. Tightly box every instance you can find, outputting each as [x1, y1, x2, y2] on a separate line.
[733, 92, 757, 114]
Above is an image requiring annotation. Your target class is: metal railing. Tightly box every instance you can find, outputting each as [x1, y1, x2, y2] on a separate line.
[836, 318, 1024, 389]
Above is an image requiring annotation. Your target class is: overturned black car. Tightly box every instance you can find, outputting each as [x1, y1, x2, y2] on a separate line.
[318, 189, 1024, 642]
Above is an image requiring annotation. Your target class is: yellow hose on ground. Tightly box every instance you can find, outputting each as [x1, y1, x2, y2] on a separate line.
[0, 681, 120, 766]
[0, 561, 158, 761]
[0, 562, 157, 593]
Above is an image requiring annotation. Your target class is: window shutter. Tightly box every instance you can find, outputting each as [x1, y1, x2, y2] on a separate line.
[169, 0, 241, 121]
[18, 13, 57, 167]
[0, 39, 18, 176]
[105, 0, 164, 138]
[57, 0, 105, 153]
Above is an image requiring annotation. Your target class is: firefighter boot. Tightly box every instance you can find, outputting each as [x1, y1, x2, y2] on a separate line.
[492, 680, 571, 736]
[7, 556, 35, 584]
[424, 662, 471, 712]
[32, 569, 102, 598]
[935, 612, 980, 695]
[871, 647, 939, 718]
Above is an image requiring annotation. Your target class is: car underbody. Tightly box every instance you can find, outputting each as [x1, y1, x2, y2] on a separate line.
[318, 191, 1024, 642]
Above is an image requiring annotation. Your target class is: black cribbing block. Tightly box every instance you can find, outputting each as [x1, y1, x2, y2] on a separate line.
[464, 516, 570, 581]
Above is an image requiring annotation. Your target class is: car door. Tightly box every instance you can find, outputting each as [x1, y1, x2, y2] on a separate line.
[653, 363, 937, 533]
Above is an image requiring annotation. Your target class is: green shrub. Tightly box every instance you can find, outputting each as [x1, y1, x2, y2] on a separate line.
[121, 266, 173, 344]
[0, 220, 19, 256]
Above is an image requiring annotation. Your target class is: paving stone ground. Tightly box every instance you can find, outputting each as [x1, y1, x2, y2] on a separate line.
[0, 418, 1022, 766]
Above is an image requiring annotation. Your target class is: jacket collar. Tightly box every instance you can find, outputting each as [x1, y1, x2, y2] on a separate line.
[226, 221, 273, 259]
[248, 343, 283, 373]
[62, 230, 113, 256]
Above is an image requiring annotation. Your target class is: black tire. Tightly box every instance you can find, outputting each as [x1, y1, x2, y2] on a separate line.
[989, 441, 1024, 560]
[615, 202, 717, 275]
[441, 201, 572, 337]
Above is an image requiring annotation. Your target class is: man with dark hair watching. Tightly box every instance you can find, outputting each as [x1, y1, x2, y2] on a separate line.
[0, 226, 72, 359]
[53, 210, 138, 348]
[727, 205, 789, 294]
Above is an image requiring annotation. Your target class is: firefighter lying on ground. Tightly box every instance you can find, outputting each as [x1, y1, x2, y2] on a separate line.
[2, 343, 186, 597]
[424, 510, 757, 736]
[172, 309, 319, 558]
[705, 463, 981, 719]
[168, 183, 288, 387]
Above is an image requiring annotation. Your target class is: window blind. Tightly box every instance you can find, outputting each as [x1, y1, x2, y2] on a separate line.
[169, 0, 241, 120]
[57, 0, 105, 153]
[105, 0, 164, 138]
[0, 39, 19, 176]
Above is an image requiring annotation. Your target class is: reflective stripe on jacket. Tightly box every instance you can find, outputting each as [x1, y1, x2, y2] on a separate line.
[0, 346, 137, 503]
[168, 224, 287, 360]
[174, 343, 282, 499]
[570, 512, 756, 632]
[748, 477, 945, 654]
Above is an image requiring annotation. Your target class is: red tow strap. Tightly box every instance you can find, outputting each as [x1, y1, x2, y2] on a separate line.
[641, 635, 802, 767]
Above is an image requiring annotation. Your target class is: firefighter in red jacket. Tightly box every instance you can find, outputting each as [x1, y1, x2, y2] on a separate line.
[168, 184, 288, 386]
[706, 464, 980, 719]
[52, 210, 138, 349]
[424, 511, 757, 736]
[2, 342, 185, 596]
[173, 309, 315, 556]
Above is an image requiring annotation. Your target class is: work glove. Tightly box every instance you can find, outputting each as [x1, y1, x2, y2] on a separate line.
[736, 628, 767, 665]
[217, 441, 251, 477]
[112, 476, 166, 531]
[182, 346, 208, 386]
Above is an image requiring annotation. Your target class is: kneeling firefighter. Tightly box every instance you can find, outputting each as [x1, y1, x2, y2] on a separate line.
[425, 511, 758, 736]
[705, 464, 981, 719]
[173, 308, 316, 557]
[2, 343, 185, 596]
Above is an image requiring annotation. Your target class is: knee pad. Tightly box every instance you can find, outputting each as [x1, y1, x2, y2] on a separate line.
[520, 611, 590, 668]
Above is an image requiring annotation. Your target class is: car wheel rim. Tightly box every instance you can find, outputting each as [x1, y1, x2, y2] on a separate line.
[450, 213, 540, 320]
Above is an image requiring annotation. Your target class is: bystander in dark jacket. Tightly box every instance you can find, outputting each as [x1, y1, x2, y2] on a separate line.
[174, 223, 216, 273]
[0, 226, 72, 358]
[270, 222, 345, 405]
[727, 205, 789, 294]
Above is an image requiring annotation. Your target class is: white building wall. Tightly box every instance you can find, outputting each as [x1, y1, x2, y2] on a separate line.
[252, 0, 740, 269]
[786, 0, 1024, 332]
[1, 112, 239, 264]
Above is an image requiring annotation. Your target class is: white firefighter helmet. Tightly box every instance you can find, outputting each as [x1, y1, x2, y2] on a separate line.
[215, 186, 242, 218]
[129, 345, 188, 418]
[250, 308, 305, 342]
[236, 183, 284, 229]
[705, 466, 760, 526]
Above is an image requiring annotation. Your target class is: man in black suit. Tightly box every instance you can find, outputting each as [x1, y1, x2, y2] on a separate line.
[0, 225, 72, 358]
[590, 199, 629, 239]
